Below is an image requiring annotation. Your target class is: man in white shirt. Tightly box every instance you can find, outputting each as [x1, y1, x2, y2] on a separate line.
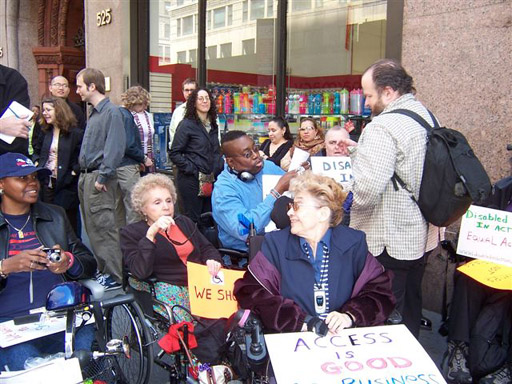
[168, 78, 197, 148]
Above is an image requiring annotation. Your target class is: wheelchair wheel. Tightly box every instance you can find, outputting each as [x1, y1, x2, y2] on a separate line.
[104, 301, 154, 384]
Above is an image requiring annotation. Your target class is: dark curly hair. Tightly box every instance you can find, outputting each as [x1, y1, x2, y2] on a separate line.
[184, 88, 218, 130]
[364, 59, 415, 96]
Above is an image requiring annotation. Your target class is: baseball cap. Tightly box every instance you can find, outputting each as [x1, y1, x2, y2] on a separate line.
[0, 153, 52, 179]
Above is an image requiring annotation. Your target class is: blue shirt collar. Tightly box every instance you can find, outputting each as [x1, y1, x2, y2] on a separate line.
[299, 227, 332, 256]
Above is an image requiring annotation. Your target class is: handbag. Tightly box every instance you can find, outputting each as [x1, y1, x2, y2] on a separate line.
[198, 172, 215, 197]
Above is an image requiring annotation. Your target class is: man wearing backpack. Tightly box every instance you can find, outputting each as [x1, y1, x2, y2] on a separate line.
[346, 59, 439, 339]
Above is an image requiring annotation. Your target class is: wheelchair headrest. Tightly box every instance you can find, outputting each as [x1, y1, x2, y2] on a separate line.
[46, 282, 91, 311]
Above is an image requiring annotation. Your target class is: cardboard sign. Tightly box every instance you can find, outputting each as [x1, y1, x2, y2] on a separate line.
[310, 156, 353, 187]
[264, 324, 445, 384]
[456, 205, 512, 267]
[187, 262, 245, 319]
[457, 260, 512, 290]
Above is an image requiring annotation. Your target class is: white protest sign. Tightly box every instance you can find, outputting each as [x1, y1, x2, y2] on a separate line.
[262, 174, 282, 232]
[289, 147, 310, 171]
[310, 156, 353, 188]
[456, 205, 512, 267]
[265, 324, 445, 384]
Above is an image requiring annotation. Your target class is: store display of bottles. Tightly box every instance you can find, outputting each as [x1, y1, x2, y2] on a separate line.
[285, 88, 370, 117]
[209, 84, 276, 115]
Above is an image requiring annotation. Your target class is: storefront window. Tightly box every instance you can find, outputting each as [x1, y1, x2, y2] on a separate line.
[148, 0, 388, 137]
[286, 0, 387, 133]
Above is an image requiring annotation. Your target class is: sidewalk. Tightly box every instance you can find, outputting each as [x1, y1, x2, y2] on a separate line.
[419, 309, 447, 369]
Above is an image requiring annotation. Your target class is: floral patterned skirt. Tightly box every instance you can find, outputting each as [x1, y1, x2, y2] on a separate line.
[128, 277, 193, 323]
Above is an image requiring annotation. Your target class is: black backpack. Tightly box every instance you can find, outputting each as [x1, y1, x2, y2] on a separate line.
[468, 292, 512, 379]
[388, 109, 492, 227]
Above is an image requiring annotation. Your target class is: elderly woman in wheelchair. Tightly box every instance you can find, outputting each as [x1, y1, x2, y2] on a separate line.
[120, 173, 222, 322]
[0, 153, 97, 371]
[234, 172, 395, 336]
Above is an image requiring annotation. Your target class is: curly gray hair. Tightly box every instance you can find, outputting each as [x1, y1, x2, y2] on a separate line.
[130, 174, 177, 218]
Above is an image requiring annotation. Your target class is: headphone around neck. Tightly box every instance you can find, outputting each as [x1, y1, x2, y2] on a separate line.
[228, 167, 255, 182]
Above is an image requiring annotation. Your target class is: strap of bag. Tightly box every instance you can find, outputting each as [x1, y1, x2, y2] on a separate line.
[383, 108, 438, 200]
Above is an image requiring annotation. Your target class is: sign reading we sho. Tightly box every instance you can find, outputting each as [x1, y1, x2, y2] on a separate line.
[187, 262, 245, 319]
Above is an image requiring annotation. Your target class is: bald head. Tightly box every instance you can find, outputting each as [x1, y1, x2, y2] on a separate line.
[49, 75, 70, 99]
[325, 126, 350, 156]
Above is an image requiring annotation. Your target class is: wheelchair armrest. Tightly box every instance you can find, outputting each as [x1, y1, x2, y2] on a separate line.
[79, 278, 105, 301]
[218, 248, 248, 261]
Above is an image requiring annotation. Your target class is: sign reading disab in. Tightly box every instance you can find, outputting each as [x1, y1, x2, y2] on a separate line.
[310, 157, 353, 187]
[264, 324, 445, 384]
[457, 205, 512, 267]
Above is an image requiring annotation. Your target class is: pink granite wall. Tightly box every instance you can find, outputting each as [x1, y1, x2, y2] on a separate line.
[402, 0, 512, 182]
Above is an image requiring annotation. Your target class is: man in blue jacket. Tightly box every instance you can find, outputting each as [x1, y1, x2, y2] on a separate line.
[212, 130, 296, 252]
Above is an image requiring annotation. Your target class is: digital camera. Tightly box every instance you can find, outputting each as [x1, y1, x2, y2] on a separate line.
[43, 248, 62, 263]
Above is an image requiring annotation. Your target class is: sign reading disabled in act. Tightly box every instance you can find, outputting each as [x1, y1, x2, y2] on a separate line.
[187, 262, 245, 319]
[310, 156, 353, 187]
[456, 205, 512, 267]
[265, 324, 446, 384]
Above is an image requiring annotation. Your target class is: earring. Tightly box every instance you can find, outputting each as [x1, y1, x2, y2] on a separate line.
[0, 189, 3, 195]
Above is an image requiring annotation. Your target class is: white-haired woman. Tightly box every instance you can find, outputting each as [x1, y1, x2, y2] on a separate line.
[120, 173, 222, 321]
[235, 171, 395, 335]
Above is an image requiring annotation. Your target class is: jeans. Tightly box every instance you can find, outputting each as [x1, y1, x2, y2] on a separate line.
[0, 323, 95, 371]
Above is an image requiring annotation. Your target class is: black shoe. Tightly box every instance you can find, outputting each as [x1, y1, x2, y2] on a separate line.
[443, 340, 472, 384]
[420, 316, 432, 330]
[479, 363, 511, 384]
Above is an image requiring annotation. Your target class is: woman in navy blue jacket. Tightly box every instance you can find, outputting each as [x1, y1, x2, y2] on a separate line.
[33, 97, 83, 235]
[235, 172, 395, 335]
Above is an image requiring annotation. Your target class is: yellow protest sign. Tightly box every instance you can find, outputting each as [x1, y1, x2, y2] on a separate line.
[457, 259, 512, 290]
[187, 262, 245, 319]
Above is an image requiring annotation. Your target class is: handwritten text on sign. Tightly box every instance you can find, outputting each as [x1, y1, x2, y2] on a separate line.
[457, 260, 512, 290]
[264, 324, 445, 384]
[187, 262, 245, 319]
[310, 157, 353, 187]
[456, 205, 512, 267]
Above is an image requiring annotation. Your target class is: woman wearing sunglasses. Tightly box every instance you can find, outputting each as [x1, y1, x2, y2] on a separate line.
[281, 117, 325, 170]
[120, 173, 222, 321]
[234, 171, 394, 335]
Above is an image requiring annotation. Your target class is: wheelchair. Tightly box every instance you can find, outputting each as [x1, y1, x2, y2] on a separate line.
[46, 280, 154, 384]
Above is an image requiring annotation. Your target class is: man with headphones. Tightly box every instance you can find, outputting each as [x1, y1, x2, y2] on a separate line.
[212, 130, 297, 252]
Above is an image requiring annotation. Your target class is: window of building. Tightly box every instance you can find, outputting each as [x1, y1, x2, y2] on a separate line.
[292, 0, 311, 12]
[164, 1, 171, 13]
[177, 51, 186, 63]
[207, 10, 212, 30]
[227, 5, 233, 26]
[243, 1, 249, 22]
[207, 46, 217, 60]
[214, 7, 226, 29]
[220, 43, 232, 58]
[182, 15, 194, 35]
[242, 39, 256, 55]
[251, 0, 265, 20]
[267, 0, 274, 17]
[177, 0, 184, 5]
[164, 22, 170, 39]
[177, 19, 181, 36]
[189, 49, 197, 63]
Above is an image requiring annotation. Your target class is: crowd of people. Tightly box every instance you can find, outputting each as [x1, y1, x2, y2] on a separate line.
[0, 59, 509, 383]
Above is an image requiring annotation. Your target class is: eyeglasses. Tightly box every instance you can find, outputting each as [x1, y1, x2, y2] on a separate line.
[299, 126, 316, 132]
[51, 83, 69, 89]
[288, 201, 322, 212]
[197, 96, 210, 102]
[232, 145, 260, 159]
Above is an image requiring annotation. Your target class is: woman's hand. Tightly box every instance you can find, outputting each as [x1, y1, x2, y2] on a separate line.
[206, 259, 222, 277]
[2, 248, 48, 274]
[146, 215, 175, 242]
[144, 157, 154, 167]
[325, 311, 353, 334]
[46, 245, 71, 275]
